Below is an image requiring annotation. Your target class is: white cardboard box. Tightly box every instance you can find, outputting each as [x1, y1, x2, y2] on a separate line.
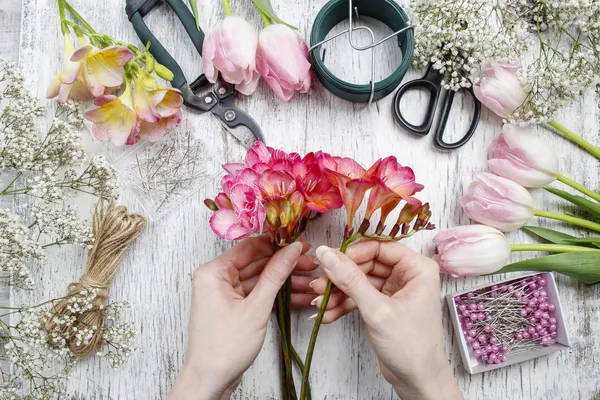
[446, 272, 571, 374]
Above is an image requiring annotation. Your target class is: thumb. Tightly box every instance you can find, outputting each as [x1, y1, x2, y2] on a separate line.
[247, 241, 303, 309]
[316, 246, 383, 314]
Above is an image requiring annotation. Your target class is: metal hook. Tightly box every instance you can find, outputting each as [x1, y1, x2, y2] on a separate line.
[309, 0, 413, 104]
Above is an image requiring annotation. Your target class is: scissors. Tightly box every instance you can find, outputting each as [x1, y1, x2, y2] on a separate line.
[392, 64, 481, 150]
[125, 0, 265, 147]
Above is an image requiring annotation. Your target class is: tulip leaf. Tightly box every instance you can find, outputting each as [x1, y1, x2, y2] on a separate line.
[497, 252, 600, 284]
[562, 238, 600, 248]
[253, 0, 298, 30]
[521, 226, 576, 244]
[544, 187, 600, 219]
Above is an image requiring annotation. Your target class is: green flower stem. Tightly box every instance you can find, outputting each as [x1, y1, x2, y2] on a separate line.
[258, 8, 272, 26]
[276, 277, 297, 400]
[547, 120, 600, 160]
[534, 209, 600, 233]
[63, 0, 97, 34]
[556, 174, 600, 203]
[222, 0, 232, 16]
[0, 172, 22, 194]
[299, 233, 362, 400]
[291, 347, 311, 400]
[511, 244, 600, 253]
[57, 0, 69, 35]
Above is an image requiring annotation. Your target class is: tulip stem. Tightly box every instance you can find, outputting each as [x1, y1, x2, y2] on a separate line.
[299, 233, 362, 400]
[547, 120, 600, 160]
[221, 0, 232, 16]
[511, 244, 600, 253]
[556, 174, 600, 203]
[63, 0, 97, 34]
[257, 8, 272, 26]
[534, 209, 600, 233]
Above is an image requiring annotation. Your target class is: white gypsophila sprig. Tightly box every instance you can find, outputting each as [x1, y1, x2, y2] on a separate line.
[31, 201, 94, 248]
[2, 290, 136, 398]
[409, 0, 528, 90]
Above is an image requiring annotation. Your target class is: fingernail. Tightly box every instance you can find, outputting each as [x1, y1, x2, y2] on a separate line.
[308, 313, 317, 321]
[290, 242, 303, 251]
[313, 257, 320, 265]
[315, 246, 338, 267]
[308, 279, 317, 288]
[311, 295, 323, 306]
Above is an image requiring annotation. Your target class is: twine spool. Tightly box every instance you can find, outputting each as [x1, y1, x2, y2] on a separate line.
[44, 200, 147, 359]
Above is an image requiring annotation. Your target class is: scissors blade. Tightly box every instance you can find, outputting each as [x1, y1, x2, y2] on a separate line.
[216, 118, 259, 148]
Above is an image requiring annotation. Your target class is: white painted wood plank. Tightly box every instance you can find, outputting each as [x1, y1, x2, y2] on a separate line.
[6, 0, 600, 398]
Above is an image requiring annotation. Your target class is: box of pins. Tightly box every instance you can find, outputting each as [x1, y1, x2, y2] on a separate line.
[447, 272, 571, 374]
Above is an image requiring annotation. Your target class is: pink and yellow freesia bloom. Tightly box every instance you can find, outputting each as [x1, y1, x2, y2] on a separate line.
[132, 78, 183, 143]
[46, 35, 94, 102]
[71, 44, 134, 97]
[83, 82, 139, 146]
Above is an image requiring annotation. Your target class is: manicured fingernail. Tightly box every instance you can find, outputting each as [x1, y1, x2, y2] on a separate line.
[308, 279, 317, 288]
[308, 313, 317, 321]
[316, 246, 338, 268]
[290, 242, 303, 251]
[311, 295, 323, 306]
[313, 257, 320, 265]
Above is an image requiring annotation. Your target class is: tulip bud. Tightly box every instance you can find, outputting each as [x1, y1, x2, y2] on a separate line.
[460, 173, 535, 232]
[488, 124, 559, 188]
[473, 62, 527, 118]
[204, 198, 218, 211]
[155, 63, 174, 81]
[433, 225, 512, 277]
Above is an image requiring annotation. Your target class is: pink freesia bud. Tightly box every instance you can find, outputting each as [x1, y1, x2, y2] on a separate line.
[460, 172, 535, 232]
[46, 35, 94, 102]
[433, 225, 512, 277]
[473, 62, 527, 118]
[364, 156, 424, 223]
[83, 82, 139, 146]
[256, 24, 312, 101]
[70, 44, 134, 97]
[488, 124, 559, 188]
[318, 154, 376, 228]
[202, 16, 260, 95]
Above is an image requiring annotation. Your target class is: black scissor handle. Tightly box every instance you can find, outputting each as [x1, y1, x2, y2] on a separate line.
[393, 78, 441, 136]
[432, 86, 481, 150]
[127, 0, 205, 91]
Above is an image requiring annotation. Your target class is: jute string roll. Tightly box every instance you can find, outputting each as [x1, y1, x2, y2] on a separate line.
[45, 200, 147, 359]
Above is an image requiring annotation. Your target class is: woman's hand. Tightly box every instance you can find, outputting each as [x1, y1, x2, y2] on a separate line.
[311, 241, 462, 400]
[168, 237, 317, 400]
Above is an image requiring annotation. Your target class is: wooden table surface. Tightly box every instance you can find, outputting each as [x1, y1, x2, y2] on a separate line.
[3, 0, 600, 398]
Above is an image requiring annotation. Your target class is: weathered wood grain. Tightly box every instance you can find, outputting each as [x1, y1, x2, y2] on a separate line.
[4, 0, 600, 398]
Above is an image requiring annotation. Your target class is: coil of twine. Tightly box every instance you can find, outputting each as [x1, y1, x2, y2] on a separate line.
[44, 200, 147, 359]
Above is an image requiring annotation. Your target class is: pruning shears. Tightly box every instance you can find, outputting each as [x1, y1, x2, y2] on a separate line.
[125, 0, 266, 147]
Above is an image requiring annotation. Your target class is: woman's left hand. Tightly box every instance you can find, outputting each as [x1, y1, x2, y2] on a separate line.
[168, 237, 316, 400]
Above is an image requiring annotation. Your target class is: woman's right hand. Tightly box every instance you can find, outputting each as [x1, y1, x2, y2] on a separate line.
[311, 241, 462, 400]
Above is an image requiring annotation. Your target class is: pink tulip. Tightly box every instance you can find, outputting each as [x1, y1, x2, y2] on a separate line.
[256, 24, 312, 101]
[488, 124, 559, 188]
[460, 172, 535, 232]
[202, 16, 260, 95]
[71, 45, 134, 97]
[473, 62, 527, 118]
[319, 155, 377, 228]
[83, 82, 139, 146]
[364, 156, 424, 222]
[46, 35, 94, 102]
[433, 225, 511, 277]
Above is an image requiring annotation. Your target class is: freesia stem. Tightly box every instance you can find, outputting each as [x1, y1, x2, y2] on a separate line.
[547, 120, 600, 160]
[511, 244, 600, 253]
[222, 0, 232, 16]
[299, 233, 361, 400]
[556, 174, 600, 203]
[57, 0, 69, 35]
[276, 278, 297, 399]
[63, 1, 97, 34]
[534, 209, 600, 233]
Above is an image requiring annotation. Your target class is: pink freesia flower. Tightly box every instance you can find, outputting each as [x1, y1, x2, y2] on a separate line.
[132, 78, 183, 143]
[83, 82, 139, 146]
[460, 172, 535, 232]
[318, 154, 376, 228]
[433, 225, 511, 277]
[473, 62, 527, 118]
[364, 156, 424, 222]
[488, 124, 559, 188]
[293, 153, 342, 213]
[256, 24, 312, 101]
[47, 35, 94, 102]
[210, 182, 266, 240]
[202, 16, 260, 95]
[71, 44, 134, 97]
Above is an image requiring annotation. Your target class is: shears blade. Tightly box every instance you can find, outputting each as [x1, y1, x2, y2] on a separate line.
[217, 119, 260, 149]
